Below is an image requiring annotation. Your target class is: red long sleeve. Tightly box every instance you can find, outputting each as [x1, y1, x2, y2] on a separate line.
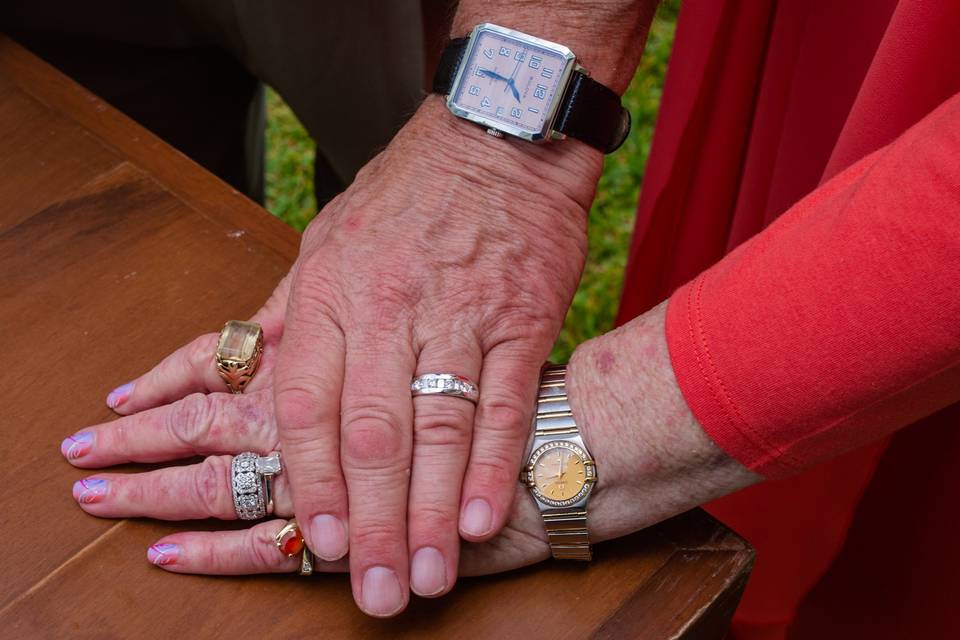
[666, 92, 960, 479]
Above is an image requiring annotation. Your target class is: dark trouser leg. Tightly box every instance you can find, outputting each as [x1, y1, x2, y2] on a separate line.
[2, 29, 265, 202]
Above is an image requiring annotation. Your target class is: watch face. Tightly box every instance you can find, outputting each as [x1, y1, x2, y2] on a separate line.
[529, 441, 595, 507]
[449, 24, 575, 139]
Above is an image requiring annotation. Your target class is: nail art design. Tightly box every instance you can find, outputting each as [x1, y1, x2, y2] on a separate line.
[106, 382, 135, 409]
[147, 543, 179, 566]
[73, 478, 108, 504]
[61, 432, 93, 460]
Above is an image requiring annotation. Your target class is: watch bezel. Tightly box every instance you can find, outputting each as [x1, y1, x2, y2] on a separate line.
[525, 440, 597, 508]
[446, 23, 577, 143]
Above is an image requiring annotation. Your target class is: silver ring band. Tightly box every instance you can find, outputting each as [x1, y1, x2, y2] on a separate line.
[411, 373, 479, 404]
[232, 451, 282, 520]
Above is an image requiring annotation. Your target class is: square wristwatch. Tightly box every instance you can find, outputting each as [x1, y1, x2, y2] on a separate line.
[433, 23, 630, 153]
[447, 23, 577, 143]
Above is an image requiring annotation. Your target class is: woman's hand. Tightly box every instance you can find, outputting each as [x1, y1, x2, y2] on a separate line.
[65, 302, 761, 592]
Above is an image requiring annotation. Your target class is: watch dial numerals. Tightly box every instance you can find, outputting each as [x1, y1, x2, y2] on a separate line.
[453, 28, 570, 135]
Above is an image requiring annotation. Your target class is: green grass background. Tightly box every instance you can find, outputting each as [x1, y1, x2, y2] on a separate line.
[264, 1, 679, 360]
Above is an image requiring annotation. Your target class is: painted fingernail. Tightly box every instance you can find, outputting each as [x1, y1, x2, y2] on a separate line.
[61, 432, 93, 460]
[106, 381, 135, 409]
[461, 498, 492, 537]
[73, 478, 108, 504]
[410, 546, 447, 597]
[308, 514, 348, 561]
[147, 543, 180, 566]
[361, 566, 404, 617]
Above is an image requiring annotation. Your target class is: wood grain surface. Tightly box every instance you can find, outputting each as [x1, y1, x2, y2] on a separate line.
[0, 36, 753, 639]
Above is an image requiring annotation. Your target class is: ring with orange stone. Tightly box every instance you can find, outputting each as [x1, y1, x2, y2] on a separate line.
[274, 519, 314, 576]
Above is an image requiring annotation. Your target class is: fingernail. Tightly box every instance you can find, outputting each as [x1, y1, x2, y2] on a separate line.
[309, 514, 348, 561]
[410, 547, 447, 597]
[73, 478, 108, 504]
[361, 566, 404, 617]
[61, 432, 94, 460]
[147, 543, 179, 566]
[106, 381, 135, 409]
[461, 498, 492, 537]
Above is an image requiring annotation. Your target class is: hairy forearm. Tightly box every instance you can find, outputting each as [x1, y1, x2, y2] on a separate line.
[450, 0, 658, 93]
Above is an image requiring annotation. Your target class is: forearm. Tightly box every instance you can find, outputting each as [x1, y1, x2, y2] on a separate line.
[567, 302, 760, 541]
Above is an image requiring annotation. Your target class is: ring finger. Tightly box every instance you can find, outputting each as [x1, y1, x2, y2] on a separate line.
[71, 454, 293, 521]
[147, 519, 348, 575]
[407, 337, 482, 598]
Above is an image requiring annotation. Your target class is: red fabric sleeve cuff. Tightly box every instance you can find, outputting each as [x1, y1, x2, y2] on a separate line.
[666, 276, 803, 479]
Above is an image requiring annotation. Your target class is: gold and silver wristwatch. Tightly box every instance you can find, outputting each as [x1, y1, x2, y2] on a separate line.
[521, 364, 598, 560]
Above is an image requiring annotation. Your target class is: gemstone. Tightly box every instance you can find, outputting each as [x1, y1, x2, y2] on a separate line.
[235, 472, 257, 492]
[255, 453, 282, 475]
[278, 530, 304, 557]
[239, 494, 258, 509]
[217, 321, 262, 362]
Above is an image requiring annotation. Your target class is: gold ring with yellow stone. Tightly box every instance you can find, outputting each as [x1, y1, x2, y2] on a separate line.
[215, 320, 264, 394]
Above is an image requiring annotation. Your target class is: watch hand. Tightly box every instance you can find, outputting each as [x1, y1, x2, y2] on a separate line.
[506, 78, 521, 103]
[478, 68, 509, 83]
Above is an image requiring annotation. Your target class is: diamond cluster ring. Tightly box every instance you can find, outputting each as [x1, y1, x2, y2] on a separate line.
[411, 373, 479, 404]
[231, 451, 282, 520]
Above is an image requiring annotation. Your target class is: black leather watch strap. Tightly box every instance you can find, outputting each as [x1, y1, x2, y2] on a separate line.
[432, 36, 630, 153]
[553, 73, 630, 153]
[432, 37, 469, 95]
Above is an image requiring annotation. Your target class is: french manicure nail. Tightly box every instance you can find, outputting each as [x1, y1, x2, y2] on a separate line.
[106, 381, 135, 409]
[361, 566, 404, 617]
[410, 547, 447, 597]
[73, 478, 108, 504]
[61, 432, 93, 460]
[461, 498, 492, 537]
[308, 514, 348, 561]
[147, 543, 179, 566]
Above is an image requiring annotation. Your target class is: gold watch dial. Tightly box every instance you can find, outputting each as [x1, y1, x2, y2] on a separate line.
[532, 447, 587, 501]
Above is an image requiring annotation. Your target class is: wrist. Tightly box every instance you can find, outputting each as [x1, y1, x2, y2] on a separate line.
[450, 1, 657, 93]
[397, 95, 603, 216]
[566, 301, 761, 541]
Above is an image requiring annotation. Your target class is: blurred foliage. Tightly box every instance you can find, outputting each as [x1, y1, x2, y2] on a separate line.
[263, 0, 679, 359]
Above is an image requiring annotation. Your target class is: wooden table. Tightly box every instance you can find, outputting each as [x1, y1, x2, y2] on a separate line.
[0, 36, 753, 639]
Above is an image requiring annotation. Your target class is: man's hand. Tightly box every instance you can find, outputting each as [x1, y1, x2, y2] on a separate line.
[273, 95, 602, 615]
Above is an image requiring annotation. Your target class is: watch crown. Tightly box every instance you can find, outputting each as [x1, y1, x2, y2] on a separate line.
[485, 127, 505, 138]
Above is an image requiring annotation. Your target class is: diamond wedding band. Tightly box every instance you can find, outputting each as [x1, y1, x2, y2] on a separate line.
[231, 451, 281, 520]
[411, 373, 479, 404]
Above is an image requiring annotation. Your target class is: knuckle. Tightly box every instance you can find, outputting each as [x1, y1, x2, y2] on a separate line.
[413, 403, 473, 449]
[249, 524, 288, 569]
[341, 410, 407, 471]
[476, 399, 530, 436]
[168, 392, 217, 448]
[274, 383, 336, 441]
[193, 456, 233, 518]
[186, 334, 218, 375]
[351, 519, 404, 556]
[410, 502, 458, 538]
[468, 455, 524, 492]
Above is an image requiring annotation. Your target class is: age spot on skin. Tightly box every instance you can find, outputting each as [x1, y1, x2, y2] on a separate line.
[595, 349, 616, 375]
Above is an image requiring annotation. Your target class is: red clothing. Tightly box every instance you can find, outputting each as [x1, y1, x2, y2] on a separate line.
[617, 1, 960, 637]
